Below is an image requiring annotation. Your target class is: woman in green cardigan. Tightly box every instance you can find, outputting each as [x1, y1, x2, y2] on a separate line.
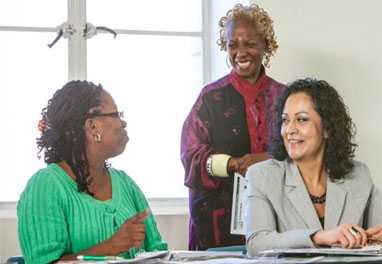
[17, 81, 167, 264]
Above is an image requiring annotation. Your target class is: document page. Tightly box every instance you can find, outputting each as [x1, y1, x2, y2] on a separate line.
[230, 173, 247, 235]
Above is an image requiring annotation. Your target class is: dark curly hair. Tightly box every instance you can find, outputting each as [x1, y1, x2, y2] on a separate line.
[269, 78, 358, 180]
[37, 80, 106, 193]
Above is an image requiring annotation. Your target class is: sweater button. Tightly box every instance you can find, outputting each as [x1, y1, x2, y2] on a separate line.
[105, 206, 116, 214]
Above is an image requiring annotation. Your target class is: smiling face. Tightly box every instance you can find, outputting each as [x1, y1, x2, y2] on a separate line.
[281, 92, 327, 164]
[227, 19, 265, 84]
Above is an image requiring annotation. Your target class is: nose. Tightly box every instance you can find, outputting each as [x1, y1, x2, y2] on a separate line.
[237, 44, 247, 58]
[285, 120, 298, 135]
[121, 120, 127, 128]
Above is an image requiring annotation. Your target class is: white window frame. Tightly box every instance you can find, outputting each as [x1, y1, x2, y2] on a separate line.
[0, 0, 212, 217]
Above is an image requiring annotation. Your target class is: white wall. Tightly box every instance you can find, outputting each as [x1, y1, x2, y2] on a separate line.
[2, 0, 382, 261]
[211, 0, 382, 186]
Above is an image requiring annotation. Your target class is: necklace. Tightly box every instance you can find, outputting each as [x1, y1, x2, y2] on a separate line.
[309, 192, 326, 204]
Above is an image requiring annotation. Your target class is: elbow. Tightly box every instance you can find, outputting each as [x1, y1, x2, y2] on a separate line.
[246, 232, 268, 257]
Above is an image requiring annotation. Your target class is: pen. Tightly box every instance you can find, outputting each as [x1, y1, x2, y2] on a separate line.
[77, 255, 123, 261]
[349, 226, 359, 237]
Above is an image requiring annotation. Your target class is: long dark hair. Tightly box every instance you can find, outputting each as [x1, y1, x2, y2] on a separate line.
[37, 80, 105, 193]
[270, 78, 357, 180]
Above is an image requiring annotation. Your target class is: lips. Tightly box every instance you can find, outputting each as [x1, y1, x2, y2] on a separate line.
[287, 139, 304, 147]
[235, 61, 251, 70]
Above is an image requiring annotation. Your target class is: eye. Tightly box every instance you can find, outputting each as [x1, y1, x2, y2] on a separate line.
[281, 117, 289, 125]
[228, 43, 236, 49]
[248, 42, 258, 48]
[297, 117, 309, 123]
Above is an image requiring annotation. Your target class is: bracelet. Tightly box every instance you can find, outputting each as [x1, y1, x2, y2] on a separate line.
[206, 154, 231, 177]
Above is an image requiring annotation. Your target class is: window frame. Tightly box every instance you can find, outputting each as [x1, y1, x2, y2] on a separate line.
[0, 0, 211, 209]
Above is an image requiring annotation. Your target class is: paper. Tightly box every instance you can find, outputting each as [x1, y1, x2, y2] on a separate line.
[108, 251, 169, 263]
[231, 173, 247, 235]
[258, 245, 382, 257]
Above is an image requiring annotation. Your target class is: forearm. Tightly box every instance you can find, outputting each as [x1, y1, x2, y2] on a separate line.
[59, 239, 119, 261]
[247, 229, 318, 256]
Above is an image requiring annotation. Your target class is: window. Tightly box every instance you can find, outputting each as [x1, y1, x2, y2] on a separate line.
[0, 0, 206, 201]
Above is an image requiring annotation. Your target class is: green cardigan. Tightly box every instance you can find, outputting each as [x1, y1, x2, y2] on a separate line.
[17, 164, 167, 264]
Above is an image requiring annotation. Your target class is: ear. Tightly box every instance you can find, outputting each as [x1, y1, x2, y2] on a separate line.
[84, 118, 98, 134]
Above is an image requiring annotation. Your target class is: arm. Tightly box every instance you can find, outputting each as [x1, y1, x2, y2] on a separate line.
[17, 172, 69, 264]
[245, 167, 317, 257]
[59, 211, 149, 260]
[181, 94, 220, 190]
[128, 175, 168, 251]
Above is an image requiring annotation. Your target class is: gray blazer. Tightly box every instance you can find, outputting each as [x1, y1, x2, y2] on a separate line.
[245, 159, 382, 256]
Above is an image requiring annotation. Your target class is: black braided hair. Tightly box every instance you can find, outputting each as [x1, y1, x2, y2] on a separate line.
[269, 78, 357, 181]
[37, 80, 105, 193]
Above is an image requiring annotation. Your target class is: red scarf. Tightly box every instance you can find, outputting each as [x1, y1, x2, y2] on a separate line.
[229, 67, 268, 153]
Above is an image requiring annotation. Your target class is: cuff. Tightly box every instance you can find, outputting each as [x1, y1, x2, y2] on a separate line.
[206, 154, 231, 177]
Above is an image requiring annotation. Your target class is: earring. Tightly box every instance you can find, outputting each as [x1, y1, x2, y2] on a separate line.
[226, 55, 233, 68]
[94, 133, 102, 143]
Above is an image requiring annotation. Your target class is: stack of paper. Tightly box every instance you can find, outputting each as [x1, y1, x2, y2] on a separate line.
[258, 245, 382, 257]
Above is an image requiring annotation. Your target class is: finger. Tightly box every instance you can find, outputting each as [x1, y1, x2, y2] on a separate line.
[349, 226, 362, 248]
[366, 226, 379, 236]
[131, 224, 146, 233]
[343, 229, 356, 248]
[130, 209, 151, 224]
[352, 225, 367, 247]
[339, 235, 349, 248]
[371, 230, 382, 240]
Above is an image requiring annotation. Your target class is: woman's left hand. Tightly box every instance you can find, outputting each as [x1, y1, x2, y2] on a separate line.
[366, 225, 382, 241]
[229, 152, 270, 176]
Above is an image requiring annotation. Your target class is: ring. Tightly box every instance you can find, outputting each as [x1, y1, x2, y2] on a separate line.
[349, 227, 358, 237]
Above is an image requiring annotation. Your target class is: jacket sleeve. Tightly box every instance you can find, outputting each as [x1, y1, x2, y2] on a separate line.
[181, 91, 221, 191]
[245, 166, 317, 257]
[362, 164, 382, 227]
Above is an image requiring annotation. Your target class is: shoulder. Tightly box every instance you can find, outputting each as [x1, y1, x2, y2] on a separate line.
[18, 164, 68, 210]
[264, 75, 286, 90]
[108, 167, 142, 193]
[191, 74, 234, 114]
[341, 160, 373, 191]
[20, 165, 65, 196]
[201, 74, 232, 96]
[246, 159, 287, 190]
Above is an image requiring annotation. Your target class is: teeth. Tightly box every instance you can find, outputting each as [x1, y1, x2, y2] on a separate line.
[236, 61, 251, 70]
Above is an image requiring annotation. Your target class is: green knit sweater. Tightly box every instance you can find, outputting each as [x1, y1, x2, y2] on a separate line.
[17, 164, 168, 264]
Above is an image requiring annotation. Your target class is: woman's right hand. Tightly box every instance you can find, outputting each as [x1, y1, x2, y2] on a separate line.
[312, 224, 367, 248]
[106, 210, 149, 255]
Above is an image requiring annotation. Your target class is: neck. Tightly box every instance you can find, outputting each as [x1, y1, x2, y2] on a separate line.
[87, 156, 108, 183]
[248, 66, 262, 85]
[296, 159, 326, 187]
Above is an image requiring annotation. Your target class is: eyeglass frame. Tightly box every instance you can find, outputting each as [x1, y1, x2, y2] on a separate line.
[85, 111, 124, 120]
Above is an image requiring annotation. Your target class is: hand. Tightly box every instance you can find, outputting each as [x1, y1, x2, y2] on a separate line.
[366, 224, 382, 242]
[106, 209, 150, 255]
[312, 224, 367, 248]
[228, 152, 269, 176]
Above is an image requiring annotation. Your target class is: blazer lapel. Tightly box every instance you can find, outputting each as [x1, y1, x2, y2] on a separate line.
[325, 179, 347, 229]
[285, 162, 322, 230]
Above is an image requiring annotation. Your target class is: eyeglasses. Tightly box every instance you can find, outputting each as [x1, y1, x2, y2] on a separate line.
[86, 111, 124, 120]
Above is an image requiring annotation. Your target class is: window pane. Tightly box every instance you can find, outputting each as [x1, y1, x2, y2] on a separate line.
[0, 0, 66, 27]
[0, 32, 67, 201]
[88, 0, 202, 32]
[88, 35, 202, 198]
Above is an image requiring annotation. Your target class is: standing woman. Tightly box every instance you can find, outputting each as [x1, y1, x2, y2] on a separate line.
[18, 81, 167, 263]
[181, 3, 285, 250]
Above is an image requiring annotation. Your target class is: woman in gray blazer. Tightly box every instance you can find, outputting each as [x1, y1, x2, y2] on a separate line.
[245, 78, 382, 256]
